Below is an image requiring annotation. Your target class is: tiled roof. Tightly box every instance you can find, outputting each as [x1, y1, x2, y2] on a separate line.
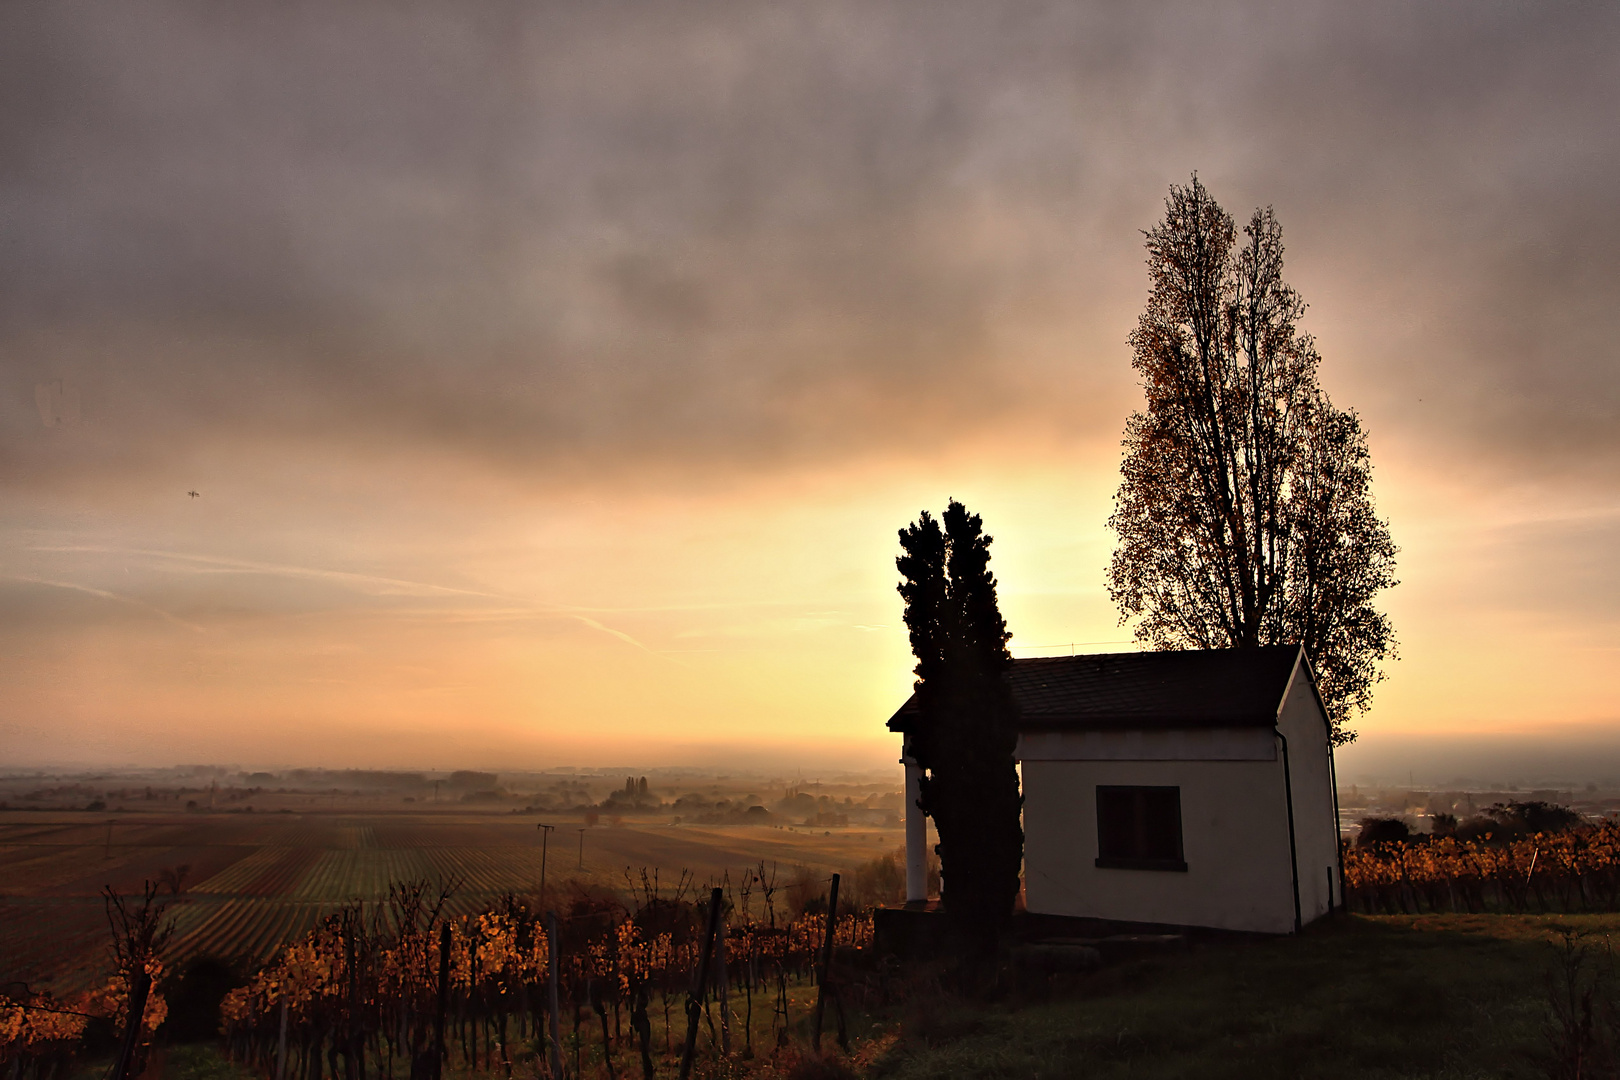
[886, 645, 1306, 733]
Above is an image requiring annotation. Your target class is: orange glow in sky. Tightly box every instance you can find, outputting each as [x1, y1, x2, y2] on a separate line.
[3, 3, 1617, 777]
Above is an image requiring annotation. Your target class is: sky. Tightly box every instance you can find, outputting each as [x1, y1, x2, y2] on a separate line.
[2, 1, 1617, 779]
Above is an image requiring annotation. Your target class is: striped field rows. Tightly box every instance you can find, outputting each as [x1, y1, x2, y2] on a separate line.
[0, 814, 904, 995]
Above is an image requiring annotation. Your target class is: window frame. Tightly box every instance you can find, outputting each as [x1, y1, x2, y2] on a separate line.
[1094, 784, 1188, 872]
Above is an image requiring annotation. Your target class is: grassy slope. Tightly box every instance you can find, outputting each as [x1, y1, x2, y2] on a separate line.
[873, 914, 1620, 1080]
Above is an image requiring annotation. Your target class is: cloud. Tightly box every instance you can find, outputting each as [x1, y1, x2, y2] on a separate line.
[4, 1, 1614, 493]
[1, 2, 1616, 771]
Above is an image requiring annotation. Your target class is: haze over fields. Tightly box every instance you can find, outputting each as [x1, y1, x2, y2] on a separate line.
[0, 767, 914, 995]
[3, 2, 1617, 777]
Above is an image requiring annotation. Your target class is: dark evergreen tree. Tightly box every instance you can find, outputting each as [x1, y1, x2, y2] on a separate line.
[897, 500, 1022, 953]
[896, 510, 948, 771]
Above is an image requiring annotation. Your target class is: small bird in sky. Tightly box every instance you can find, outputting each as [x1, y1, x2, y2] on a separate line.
[187, 490, 200, 498]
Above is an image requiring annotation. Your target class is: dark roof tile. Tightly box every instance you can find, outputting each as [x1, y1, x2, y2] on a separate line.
[887, 645, 1304, 733]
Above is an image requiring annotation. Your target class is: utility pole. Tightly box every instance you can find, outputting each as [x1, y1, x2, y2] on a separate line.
[576, 827, 586, 870]
[536, 823, 555, 910]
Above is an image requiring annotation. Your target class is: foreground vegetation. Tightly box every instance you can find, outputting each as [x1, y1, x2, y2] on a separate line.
[875, 914, 1617, 1080]
[0, 809, 904, 995]
[3, 861, 895, 1080]
[14, 908, 1616, 1080]
[1344, 814, 1620, 915]
[13, 797, 1620, 1080]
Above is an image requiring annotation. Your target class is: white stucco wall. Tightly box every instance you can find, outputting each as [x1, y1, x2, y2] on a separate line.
[1020, 662, 1339, 935]
[1023, 755, 1299, 933]
[1275, 667, 1340, 922]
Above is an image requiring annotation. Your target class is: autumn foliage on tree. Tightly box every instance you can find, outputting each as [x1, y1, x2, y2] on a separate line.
[897, 501, 1022, 948]
[1107, 177, 1397, 743]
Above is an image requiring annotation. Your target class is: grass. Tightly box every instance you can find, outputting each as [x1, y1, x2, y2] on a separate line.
[870, 914, 1620, 1079]
[63, 1045, 258, 1080]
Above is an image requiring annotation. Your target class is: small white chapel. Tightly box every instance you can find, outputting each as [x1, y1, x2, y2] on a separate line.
[887, 644, 1341, 935]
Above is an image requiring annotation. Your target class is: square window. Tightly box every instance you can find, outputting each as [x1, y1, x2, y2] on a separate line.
[1095, 786, 1187, 871]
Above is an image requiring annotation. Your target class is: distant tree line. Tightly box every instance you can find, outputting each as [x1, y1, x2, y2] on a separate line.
[1356, 800, 1586, 847]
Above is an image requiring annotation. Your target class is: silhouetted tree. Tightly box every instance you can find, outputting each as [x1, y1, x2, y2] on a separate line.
[896, 511, 949, 772]
[1107, 176, 1398, 743]
[1457, 800, 1585, 842]
[897, 501, 1023, 954]
[103, 874, 182, 1080]
[1355, 817, 1411, 847]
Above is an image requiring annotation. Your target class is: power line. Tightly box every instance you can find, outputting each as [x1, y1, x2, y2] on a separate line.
[1007, 640, 1139, 655]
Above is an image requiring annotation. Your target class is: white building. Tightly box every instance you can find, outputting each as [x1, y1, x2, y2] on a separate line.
[888, 645, 1341, 935]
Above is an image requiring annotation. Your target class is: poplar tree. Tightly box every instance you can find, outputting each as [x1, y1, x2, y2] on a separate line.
[1107, 177, 1398, 743]
[897, 500, 1023, 951]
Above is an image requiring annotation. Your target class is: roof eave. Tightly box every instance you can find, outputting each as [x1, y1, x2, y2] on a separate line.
[1018, 713, 1277, 732]
[1275, 645, 1333, 734]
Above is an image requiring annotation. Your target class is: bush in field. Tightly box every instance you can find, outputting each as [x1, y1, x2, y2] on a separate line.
[1459, 800, 1586, 842]
[1545, 929, 1620, 1079]
[851, 851, 906, 909]
[1356, 817, 1411, 847]
[785, 864, 826, 918]
[164, 956, 243, 1043]
[782, 1050, 862, 1080]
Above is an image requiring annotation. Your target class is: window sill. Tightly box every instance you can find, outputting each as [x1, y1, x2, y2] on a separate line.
[1095, 857, 1188, 872]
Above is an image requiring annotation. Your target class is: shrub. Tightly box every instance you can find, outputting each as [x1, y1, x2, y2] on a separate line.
[1356, 817, 1411, 846]
[850, 851, 906, 909]
[165, 956, 242, 1042]
[783, 1051, 860, 1080]
[1457, 801, 1585, 843]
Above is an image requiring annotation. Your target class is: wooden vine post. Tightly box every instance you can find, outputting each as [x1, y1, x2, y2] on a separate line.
[546, 911, 564, 1080]
[716, 915, 731, 1056]
[433, 922, 450, 1080]
[679, 888, 724, 1080]
[275, 995, 289, 1080]
[810, 873, 840, 1054]
[111, 965, 151, 1080]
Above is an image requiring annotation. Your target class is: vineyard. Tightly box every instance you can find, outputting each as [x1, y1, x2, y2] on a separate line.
[4, 866, 882, 1080]
[0, 812, 900, 996]
[1343, 820, 1620, 914]
[15, 808, 1620, 1078]
[225, 871, 875, 1080]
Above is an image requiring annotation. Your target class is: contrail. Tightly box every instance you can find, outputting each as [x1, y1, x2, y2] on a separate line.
[6, 575, 206, 633]
[26, 545, 666, 655]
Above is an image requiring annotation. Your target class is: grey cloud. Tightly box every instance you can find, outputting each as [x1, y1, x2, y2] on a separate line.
[2, 0, 1617, 487]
